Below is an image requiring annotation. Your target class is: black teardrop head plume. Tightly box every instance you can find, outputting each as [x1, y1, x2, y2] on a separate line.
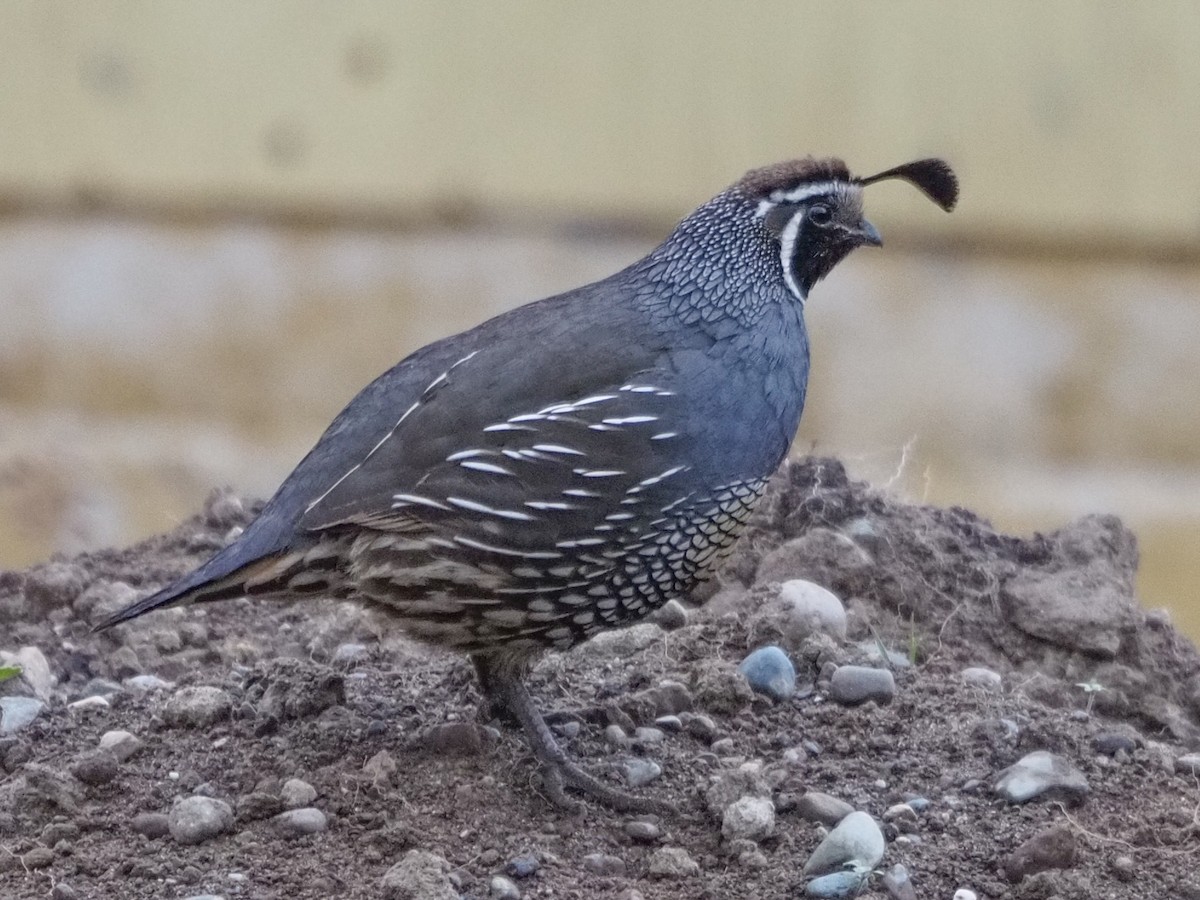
[856, 159, 959, 212]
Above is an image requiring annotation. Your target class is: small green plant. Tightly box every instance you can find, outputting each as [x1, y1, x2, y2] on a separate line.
[1075, 680, 1105, 714]
[0, 665, 21, 684]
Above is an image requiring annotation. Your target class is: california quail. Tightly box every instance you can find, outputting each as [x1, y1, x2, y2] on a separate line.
[97, 156, 957, 810]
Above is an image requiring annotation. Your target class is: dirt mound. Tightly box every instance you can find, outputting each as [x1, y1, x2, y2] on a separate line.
[2, 458, 1199, 899]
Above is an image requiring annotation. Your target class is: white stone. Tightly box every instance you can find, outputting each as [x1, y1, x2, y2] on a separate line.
[779, 580, 847, 643]
[960, 667, 1003, 692]
[68, 695, 110, 711]
[994, 750, 1089, 803]
[169, 796, 234, 845]
[0, 647, 54, 699]
[281, 778, 318, 808]
[802, 810, 885, 876]
[99, 729, 143, 761]
[0, 696, 44, 735]
[721, 796, 776, 842]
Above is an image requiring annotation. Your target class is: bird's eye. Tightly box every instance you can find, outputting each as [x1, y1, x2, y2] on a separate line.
[807, 203, 832, 225]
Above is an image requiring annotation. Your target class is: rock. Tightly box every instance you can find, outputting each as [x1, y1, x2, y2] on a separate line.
[828, 666, 896, 706]
[125, 674, 175, 692]
[632, 727, 665, 745]
[882, 863, 918, 900]
[251, 662, 345, 720]
[22, 562, 88, 615]
[805, 871, 869, 898]
[50, 883, 78, 900]
[505, 855, 540, 878]
[803, 811, 885, 877]
[622, 758, 662, 787]
[778, 580, 848, 643]
[78, 677, 124, 699]
[23, 845, 54, 869]
[1000, 516, 1138, 658]
[682, 713, 718, 743]
[576, 623, 662, 660]
[489, 874, 521, 899]
[131, 812, 170, 839]
[70, 750, 119, 787]
[882, 802, 917, 825]
[739, 646, 797, 701]
[625, 819, 662, 843]
[691, 660, 754, 715]
[1004, 823, 1077, 882]
[647, 847, 700, 878]
[604, 724, 629, 748]
[236, 791, 284, 821]
[960, 667, 1003, 692]
[77, 581, 141, 627]
[721, 796, 775, 842]
[1176, 753, 1200, 776]
[0, 696, 44, 735]
[704, 763, 770, 818]
[68, 695, 110, 712]
[0, 647, 53, 698]
[583, 853, 626, 876]
[756, 529, 874, 593]
[99, 730, 143, 762]
[953, 891, 978, 900]
[362, 750, 397, 785]
[654, 715, 683, 732]
[169, 796, 235, 845]
[994, 751, 1089, 804]
[380, 849, 458, 900]
[163, 686, 233, 728]
[649, 599, 688, 630]
[280, 778, 317, 809]
[1092, 731, 1140, 756]
[332, 643, 369, 666]
[273, 807, 328, 837]
[795, 791, 854, 826]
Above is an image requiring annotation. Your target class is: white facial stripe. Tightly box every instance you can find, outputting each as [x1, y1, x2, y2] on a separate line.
[778, 209, 807, 303]
[771, 180, 842, 204]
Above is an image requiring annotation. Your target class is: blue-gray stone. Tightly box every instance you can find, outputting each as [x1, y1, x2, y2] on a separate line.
[505, 855, 540, 878]
[739, 646, 796, 701]
[805, 870, 868, 898]
[0, 696, 44, 735]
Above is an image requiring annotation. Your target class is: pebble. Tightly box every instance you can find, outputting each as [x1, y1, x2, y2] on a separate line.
[78, 677, 124, 698]
[23, 846, 54, 869]
[423, 721, 485, 756]
[604, 724, 629, 748]
[125, 674, 175, 692]
[68, 695, 110, 712]
[163, 686, 234, 728]
[331, 643, 369, 665]
[98, 729, 143, 762]
[1004, 823, 1077, 882]
[1092, 732, 1139, 756]
[0, 646, 53, 698]
[131, 812, 170, 839]
[953, 890, 978, 900]
[380, 849, 458, 900]
[779, 580, 848, 642]
[490, 875, 521, 899]
[882, 863, 918, 900]
[654, 715, 683, 732]
[505, 855, 540, 878]
[795, 790, 854, 826]
[273, 807, 328, 837]
[651, 598, 689, 630]
[960, 667, 1003, 692]
[169, 796, 235, 845]
[882, 802, 917, 824]
[633, 727, 666, 745]
[1176, 753, 1200, 776]
[803, 811, 885, 877]
[682, 713, 718, 743]
[739, 646, 797, 701]
[50, 883, 78, 900]
[805, 870, 868, 898]
[993, 750, 1089, 803]
[647, 847, 700, 878]
[622, 758, 662, 787]
[721, 796, 775, 842]
[624, 819, 662, 843]
[280, 778, 317, 809]
[363, 749, 397, 785]
[70, 749, 119, 787]
[828, 665, 896, 706]
[0, 696, 44, 735]
[582, 853, 627, 876]
[704, 763, 770, 817]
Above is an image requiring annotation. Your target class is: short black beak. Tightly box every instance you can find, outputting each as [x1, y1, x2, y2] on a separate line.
[856, 219, 883, 247]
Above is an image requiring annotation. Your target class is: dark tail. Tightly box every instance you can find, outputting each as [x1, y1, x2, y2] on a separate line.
[90, 540, 334, 631]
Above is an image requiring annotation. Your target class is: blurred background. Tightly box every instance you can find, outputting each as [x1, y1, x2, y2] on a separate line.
[1, 3, 1197, 638]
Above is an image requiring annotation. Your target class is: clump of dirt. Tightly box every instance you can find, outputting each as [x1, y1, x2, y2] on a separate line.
[1, 458, 1199, 900]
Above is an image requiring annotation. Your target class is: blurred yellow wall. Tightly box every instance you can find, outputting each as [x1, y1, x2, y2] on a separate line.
[1, 2, 1198, 250]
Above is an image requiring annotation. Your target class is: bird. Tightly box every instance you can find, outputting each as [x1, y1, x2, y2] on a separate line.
[96, 155, 957, 811]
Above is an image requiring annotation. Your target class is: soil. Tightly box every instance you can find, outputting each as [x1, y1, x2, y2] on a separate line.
[2, 456, 1199, 900]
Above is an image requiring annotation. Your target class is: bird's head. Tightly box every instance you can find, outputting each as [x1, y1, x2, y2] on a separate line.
[737, 157, 959, 301]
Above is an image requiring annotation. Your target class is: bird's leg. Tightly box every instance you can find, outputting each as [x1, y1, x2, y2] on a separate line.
[472, 654, 669, 815]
